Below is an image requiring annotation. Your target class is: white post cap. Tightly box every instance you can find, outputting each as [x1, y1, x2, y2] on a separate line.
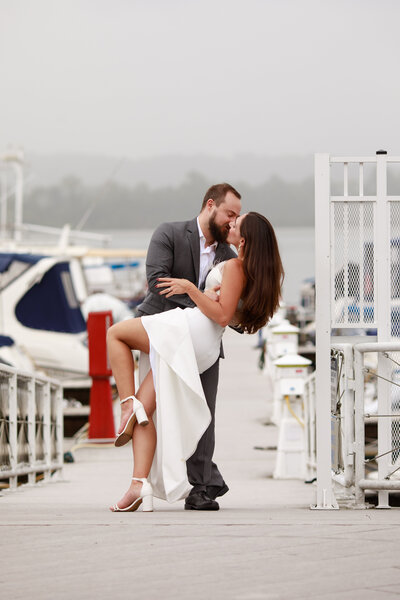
[273, 353, 312, 367]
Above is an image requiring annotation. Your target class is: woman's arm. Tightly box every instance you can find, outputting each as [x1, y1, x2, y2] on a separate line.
[157, 259, 245, 328]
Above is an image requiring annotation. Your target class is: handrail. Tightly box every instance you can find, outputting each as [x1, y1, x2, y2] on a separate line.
[0, 363, 63, 490]
[354, 341, 400, 508]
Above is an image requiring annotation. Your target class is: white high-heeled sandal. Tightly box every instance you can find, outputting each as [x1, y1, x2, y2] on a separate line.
[114, 395, 149, 447]
[110, 477, 154, 512]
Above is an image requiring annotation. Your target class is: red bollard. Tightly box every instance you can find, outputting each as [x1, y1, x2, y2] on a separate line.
[87, 311, 116, 440]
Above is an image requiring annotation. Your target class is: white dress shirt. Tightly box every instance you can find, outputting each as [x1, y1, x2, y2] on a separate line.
[197, 217, 217, 288]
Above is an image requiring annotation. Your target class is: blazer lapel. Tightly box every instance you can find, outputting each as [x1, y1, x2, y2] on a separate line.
[187, 218, 200, 284]
[214, 242, 230, 264]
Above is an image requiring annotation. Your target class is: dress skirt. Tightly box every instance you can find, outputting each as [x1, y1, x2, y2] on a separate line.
[141, 306, 224, 503]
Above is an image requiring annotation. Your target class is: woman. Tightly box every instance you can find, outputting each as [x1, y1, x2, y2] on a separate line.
[107, 212, 284, 512]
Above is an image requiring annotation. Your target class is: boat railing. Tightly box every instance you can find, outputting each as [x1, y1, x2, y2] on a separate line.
[0, 363, 63, 491]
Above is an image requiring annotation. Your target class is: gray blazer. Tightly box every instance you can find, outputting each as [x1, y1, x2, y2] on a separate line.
[137, 217, 237, 316]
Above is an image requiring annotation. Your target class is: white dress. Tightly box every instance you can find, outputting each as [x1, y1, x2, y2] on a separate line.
[141, 261, 226, 503]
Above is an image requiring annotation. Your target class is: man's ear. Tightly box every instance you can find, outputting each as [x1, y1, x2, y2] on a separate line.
[207, 198, 214, 210]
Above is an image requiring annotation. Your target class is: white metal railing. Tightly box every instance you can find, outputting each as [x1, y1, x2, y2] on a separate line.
[0, 363, 63, 490]
[315, 152, 400, 509]
[306, 340, 400, 508]
[330, 344, 355, 491]
[304, 344, 355, 495]
[354, 341, 400, 508]
[303, 371, 317, 479]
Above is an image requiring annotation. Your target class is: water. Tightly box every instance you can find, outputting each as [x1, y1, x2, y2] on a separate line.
[101, 226, 315, 306]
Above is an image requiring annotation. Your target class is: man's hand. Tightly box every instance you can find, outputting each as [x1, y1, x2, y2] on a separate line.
[204, 285, 221, 302]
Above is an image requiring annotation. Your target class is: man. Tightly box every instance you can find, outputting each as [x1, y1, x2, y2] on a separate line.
[137, 182, 242, 510]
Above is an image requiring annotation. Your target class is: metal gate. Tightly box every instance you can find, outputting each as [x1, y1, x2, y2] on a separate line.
[314, 151, 400, 508]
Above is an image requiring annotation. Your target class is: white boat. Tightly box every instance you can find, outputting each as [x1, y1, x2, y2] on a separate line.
[0, 251, 91, 396]
[0, 149, 148, 405]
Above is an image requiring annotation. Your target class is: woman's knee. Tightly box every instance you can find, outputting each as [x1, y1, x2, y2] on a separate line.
[107, 319, 145, 350]
[106, 322, 122, 345]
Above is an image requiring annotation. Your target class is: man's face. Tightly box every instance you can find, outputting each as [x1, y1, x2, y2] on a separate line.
[208, 191, 242, 243]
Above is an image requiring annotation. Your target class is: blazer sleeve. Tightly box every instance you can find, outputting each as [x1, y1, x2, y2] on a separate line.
[146, 222, 194, 309]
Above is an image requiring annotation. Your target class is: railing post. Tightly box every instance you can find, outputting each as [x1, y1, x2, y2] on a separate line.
[53, 383, 64, 479]
[42, 381, 51, 483]
[376, 153, 391, 508]
[8, 373, 17, 490]
[27, 378, 36, 485]
[314, 153, 338, 509]
[354, 347, 366, 507]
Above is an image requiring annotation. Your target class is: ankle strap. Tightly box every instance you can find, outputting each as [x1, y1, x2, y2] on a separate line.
[132, 477, 147, 483]
[120, 395, 136, 405]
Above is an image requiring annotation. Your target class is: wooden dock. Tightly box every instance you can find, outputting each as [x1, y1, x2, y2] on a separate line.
[2, 329, 400, 599]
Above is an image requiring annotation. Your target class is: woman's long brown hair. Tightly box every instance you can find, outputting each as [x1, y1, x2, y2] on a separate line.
[239, 212, 284, 334]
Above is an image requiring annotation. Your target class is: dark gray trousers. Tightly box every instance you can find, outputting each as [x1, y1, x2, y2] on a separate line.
[186, 358, 225, 493]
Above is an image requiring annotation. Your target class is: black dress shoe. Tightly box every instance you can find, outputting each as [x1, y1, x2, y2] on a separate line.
[207, 483, 229, 500]
[184, 491, 219, 511]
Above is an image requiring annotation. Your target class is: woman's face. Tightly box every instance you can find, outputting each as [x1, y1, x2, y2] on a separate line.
[227, 214, 247, 249]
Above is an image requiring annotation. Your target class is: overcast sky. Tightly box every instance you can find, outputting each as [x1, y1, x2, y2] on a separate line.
[1, 0, 399, 160]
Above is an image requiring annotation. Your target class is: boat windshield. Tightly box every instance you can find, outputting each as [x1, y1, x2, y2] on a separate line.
[15, 262, 86, 334]
[0, 253, 43, 290]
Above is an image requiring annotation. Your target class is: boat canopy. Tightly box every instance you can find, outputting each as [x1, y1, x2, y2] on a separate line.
[0, 252, 44, 273]
[15, 261, 86, 334]
[0, 252, 46, 290]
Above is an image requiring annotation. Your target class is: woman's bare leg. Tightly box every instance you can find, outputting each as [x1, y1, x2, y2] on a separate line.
[110, 371, 157, 510]
[107, 317, 150, 433]
[133, 370, 157, 473]
[108, 319, 158, 510]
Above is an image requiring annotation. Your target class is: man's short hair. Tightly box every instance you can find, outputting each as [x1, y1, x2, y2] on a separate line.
[201, 183, 241, 210]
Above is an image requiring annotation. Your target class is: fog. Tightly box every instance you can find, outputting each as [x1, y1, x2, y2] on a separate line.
[1, 0, 399, 161]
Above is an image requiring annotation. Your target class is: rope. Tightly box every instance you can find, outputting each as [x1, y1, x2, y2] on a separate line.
[365, 414, 400, 418]
[365, 444, 400, 463]
[385, 464, 400, 480]
[67, 422, 116, 453]
[363, 367, 400, 388]
[70, 442, 115, 452]
[284, 395, 304, 428]
[383, 352, 400, 369]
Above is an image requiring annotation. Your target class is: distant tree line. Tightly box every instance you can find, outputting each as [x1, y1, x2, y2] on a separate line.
[23, 171, 315, 229]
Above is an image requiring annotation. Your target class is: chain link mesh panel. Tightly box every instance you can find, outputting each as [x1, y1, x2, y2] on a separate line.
[388, 203, 400, 465]
[332, 201, 375, 327]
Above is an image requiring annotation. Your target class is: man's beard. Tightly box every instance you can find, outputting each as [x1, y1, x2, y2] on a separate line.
[209, 212, 229, 243]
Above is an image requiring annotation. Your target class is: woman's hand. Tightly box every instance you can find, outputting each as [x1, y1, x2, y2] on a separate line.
[156, 277, 193, 298]
[204, 285, 221, 302]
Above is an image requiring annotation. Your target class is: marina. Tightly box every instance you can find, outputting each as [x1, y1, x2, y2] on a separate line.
[2, 2, 400, 598]
[2, 152, 400, 511]
[3, 328, 400, 600]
